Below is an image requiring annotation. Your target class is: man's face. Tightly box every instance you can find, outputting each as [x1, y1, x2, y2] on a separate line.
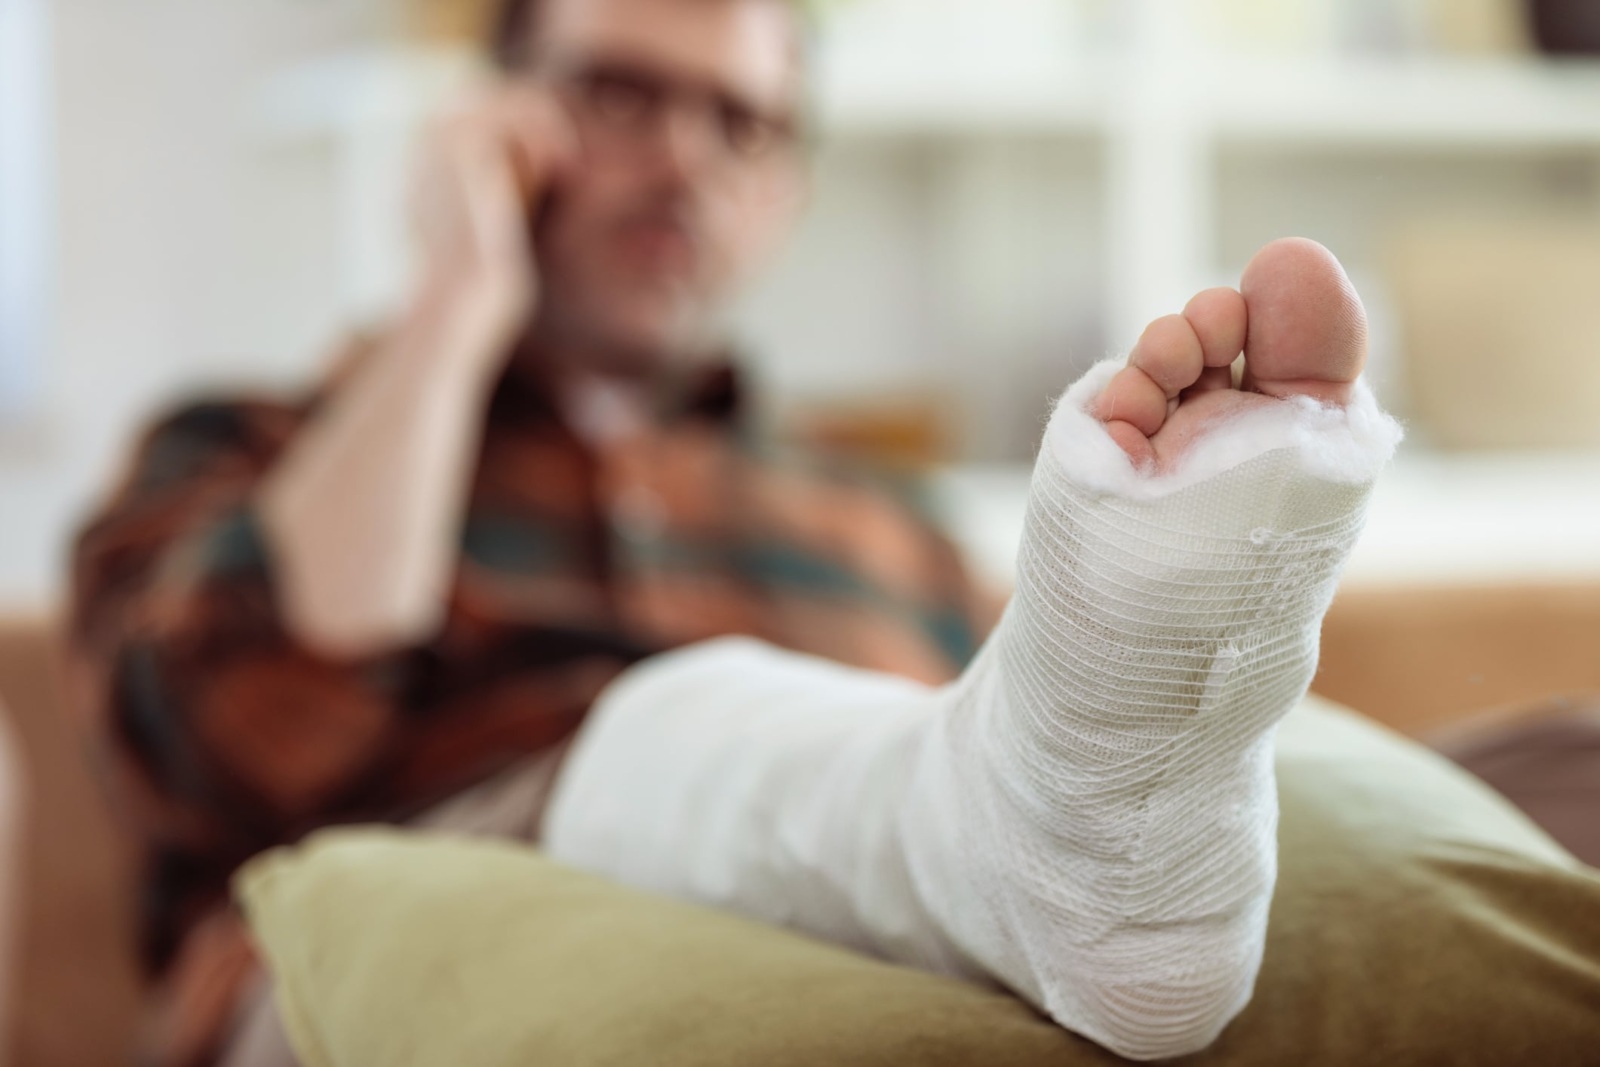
[523, 0, 806, 373]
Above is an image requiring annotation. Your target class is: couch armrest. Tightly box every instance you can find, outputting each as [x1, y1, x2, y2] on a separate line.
[0, 707, 22, 1067]
[1315, 581, 1600, 738]
[0, 614, 141, 1067]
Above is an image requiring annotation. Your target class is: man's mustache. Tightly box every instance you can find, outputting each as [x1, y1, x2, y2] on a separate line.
[613, 192, 705, 246]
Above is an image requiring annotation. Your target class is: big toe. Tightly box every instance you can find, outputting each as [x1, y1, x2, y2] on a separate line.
[1240, 237, 1368, 405]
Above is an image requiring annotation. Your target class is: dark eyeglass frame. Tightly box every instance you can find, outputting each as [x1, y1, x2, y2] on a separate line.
[533, 53, 808, 168]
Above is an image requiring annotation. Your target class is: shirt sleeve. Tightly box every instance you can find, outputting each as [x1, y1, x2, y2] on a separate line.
[887, 474, 1007, 672]
[66, 391, 405, 971]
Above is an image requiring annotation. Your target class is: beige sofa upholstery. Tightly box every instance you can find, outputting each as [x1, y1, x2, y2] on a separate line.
[1, 582, 1597, 1067]
[0, 692, 19, 1067]
[0, 614, 141, 1067]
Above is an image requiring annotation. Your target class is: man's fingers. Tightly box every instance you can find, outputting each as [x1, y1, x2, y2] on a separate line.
[408, 78, 572, 300]
[455, 130, 532, 273]
[494, 84, 580, 201]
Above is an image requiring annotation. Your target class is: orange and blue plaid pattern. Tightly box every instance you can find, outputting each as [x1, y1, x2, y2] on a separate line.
[67, 352, 994, 1066]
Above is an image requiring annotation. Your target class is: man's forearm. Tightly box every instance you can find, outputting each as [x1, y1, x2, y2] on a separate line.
[261, 288, 509, 659]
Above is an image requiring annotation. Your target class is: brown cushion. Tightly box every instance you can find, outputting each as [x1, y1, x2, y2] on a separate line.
[1432, 693, 1600, 867]
[240, 698, 1600, 1067]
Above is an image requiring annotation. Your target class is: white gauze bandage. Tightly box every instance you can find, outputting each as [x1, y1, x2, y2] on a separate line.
[543, 358, 1402, 1060]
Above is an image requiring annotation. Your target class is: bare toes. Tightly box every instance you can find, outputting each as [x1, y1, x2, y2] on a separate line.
[1239, 238, 1368, 405]
[1096, 240, 1371, 473]
[1103, 420, 1157, 469]
[1094, 366, 1169, 437]
[1181, 365, 1235, 399]
[1128, 314, 1205, 399]
[1183, 287, 1248, 369]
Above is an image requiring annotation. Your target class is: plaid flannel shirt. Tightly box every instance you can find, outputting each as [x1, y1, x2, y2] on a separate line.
[67, 345, 995, 1066]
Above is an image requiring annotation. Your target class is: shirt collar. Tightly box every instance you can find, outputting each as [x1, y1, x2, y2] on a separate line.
[487, 357, 748, 433]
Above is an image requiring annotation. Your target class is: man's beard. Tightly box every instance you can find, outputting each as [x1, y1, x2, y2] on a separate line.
[514, 277, 722, 382]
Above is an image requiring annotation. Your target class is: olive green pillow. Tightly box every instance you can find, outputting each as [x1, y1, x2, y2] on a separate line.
[238, 698, 1600, 1067]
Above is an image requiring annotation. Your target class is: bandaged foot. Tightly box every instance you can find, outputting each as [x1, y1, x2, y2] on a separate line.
[542, 239, 1402, 1060]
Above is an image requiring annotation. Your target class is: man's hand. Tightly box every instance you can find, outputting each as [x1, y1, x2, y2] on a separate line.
[407, 82, 578, 373]
[261, 83, 578, 658]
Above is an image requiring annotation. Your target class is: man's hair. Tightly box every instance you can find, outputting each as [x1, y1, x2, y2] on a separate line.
[490, 0, 539, 70]
[488, 0, 808, 71]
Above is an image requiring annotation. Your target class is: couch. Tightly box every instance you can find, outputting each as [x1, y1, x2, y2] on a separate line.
[2, 581, 1598, 1067]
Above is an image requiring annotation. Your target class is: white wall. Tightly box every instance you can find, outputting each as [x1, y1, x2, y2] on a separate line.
[0, 0, 50, 421]
[0, 0, 392, 607]
[735, 135, 1109, 461]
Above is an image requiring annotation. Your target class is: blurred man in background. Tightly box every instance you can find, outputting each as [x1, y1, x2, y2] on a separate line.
[65, 0, 991, 1062]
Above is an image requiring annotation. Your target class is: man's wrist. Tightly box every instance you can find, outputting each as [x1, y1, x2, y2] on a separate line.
[401, 273, 529, 388]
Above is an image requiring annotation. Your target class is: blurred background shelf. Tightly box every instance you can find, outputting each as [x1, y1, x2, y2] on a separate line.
[253, 39, 1600, 424]
[1195, 56, 1600, 146]
[821, 53, 1600, 147]
[255, 46, 481, 140]
[932, 450, 1600, 593]
[257, 45, 1600, 145]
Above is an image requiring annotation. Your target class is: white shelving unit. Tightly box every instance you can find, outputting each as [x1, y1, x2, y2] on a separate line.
[247, 5, 1600, 583]
[825, 55, 1600, 329]
[255, 13, 1600, 350]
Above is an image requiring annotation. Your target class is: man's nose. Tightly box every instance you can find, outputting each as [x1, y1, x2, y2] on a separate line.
[652, 104, 722, 188]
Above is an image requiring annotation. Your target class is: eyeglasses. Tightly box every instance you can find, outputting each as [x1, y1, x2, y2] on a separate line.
[538, 56, 805, 175]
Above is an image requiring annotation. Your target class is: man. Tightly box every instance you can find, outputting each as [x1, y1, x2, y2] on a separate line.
[69, 2, 989, 1062]
[66, 0, 1392, 1064]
